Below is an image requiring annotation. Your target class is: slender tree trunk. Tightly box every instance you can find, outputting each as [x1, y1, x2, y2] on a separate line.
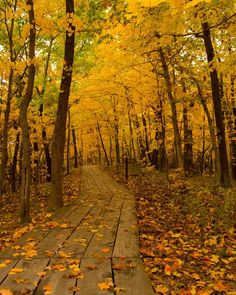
[66, 108, 71, 175]
[97, 122, 110, 166]
[10, 131, 20, 193]
[0, 0, 17, 194]
[42, 128, 51, 182]
[202, 22, 231, 187]
[19, 0, 36, 223]
[158, 47, 183, 167]
[72, 127, 78, 168]
[50, 0, 75, 209]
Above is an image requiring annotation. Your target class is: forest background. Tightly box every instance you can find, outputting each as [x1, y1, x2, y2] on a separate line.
[0, 0, 235, 293]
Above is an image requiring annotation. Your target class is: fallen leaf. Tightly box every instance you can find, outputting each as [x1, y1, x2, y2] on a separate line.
[37, 271, 46, 277]
[114, 287, 126, 293]
[43, 284, 53, 294]
[101, 248, 110, 254]
[213, 281, 230, 292]
[68, 287, 81, 291]
[0, 288, 13, 295]
[155, 284, 169, 294]
[51, 264, 67, 271]
[98, 282, 112, 290]
[86, 264, 97, 270]
[112, 264, 126, 270]
[9, 268, 24, 275]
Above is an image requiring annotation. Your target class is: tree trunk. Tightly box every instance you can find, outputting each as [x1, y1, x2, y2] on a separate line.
[0, 0, 17, 194]
[10, 131, 20, 193]
[42, 127, 51, 182]
[50, 0, 75, 210]
[202, 22, 231, 187]
[72, 127, 78, 168]
[158, 48, 183, 167]
[97, 122, 110, 166]
[19, 0, 36, 223]
[66, 108, 71, 175]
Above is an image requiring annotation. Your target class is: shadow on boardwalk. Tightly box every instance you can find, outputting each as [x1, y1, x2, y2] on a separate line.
[0, 165, 155, 295]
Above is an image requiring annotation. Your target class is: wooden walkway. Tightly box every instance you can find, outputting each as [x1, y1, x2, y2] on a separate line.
[0, 166, 155, 295]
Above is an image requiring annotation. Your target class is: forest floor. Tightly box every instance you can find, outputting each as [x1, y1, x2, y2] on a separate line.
[103, 165, 236, 294]
[0, 166, 235, 294]
[0, 169, 81, 253]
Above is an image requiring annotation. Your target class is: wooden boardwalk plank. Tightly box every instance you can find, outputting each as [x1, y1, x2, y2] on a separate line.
[0, 258, 49, 294]
[113, 199, 139, 258]
[75, 257, 114, 295]
[34, 258, 78, 295]
[112, 257, 155, 295]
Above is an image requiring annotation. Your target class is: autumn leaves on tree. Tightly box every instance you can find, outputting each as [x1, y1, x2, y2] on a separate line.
[0, 0, 236, 221]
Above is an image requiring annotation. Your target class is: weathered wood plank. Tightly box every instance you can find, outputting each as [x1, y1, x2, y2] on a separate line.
[112, 257, 155, 295]
[0, 258, 49, 294]
[35, 228, 73, 258]
[76, 257, 114, 295]
[0, 259, 18, 284]
[35, 258, 78, 295]
[112, 199, 139, 258]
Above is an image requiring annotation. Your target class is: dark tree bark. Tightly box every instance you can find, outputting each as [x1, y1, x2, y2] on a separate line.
[19, 0, 36, 223]
[50, 0, 75, 209]
[202, 22, 231, 187]
[97, 122, 110, 166]
[66, 108, 71, 175]
[72, 127, 78, 168]
[10, 131, 20, 193]
[158, 47, 183, 167]
[42, 127, 51, 182]
[0, 0, 17, 194]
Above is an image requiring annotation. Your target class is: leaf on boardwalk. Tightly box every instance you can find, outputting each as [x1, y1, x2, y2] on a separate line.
[98, 282, 113, 290]
[37, 271, 47, 277]
[43, 284, 53, 294]
[58, 251, 72, 258]
[60, 223, 71, 228]
[0, 260, 11, 268]
[9, 267, 24, 274]
[50, 263, 67, 271]
[112, 263, 126, 270]
[0, 288, 13, 295]
[13, 278, 30, 284]
[101, 247, 110, 254]
[86, 264, 97, 270]
[114, 287, 126, 293]
[68, 287, 81, 291]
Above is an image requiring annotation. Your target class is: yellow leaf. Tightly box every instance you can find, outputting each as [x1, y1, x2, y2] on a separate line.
[0, 260, 11, 268]
[98, 281, 113, 290]
[37, 271, 46, 277]
[191, 273, 201, 280]
[68, 287, 81, 291]
[114, 287, 126, 293]
[101, 248, 110, 254]
[51, 264, 67, 271]
[9, 268, 24, 274]
[210, 255, 219, 263]
[0, 288, 13, 295]
[155, 284, 169, 294]
[213, 281, 230, 292]
[43, 284, 53, 295]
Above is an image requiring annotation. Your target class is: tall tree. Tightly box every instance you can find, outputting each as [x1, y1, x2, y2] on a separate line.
[0, 0, 17, 194]
[50, 0, 75, 210]
[201, 21, 231, 187]
[19, 0, 36, 223]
